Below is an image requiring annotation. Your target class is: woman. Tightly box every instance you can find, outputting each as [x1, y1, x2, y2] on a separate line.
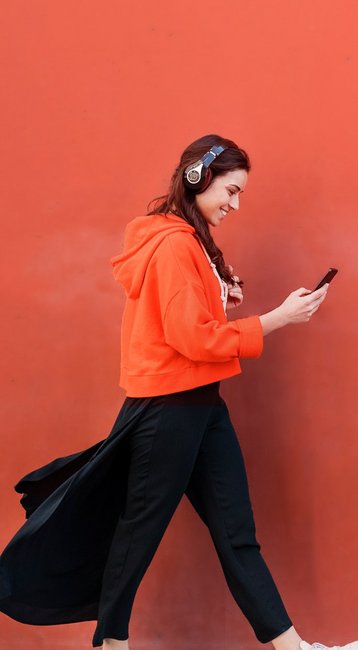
[0, 134, 355, 650]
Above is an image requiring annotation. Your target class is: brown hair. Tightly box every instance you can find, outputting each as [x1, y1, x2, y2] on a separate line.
[146, 134, 251, 283]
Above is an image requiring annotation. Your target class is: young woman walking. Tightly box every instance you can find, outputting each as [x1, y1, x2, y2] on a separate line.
[0, 134, 356, 650]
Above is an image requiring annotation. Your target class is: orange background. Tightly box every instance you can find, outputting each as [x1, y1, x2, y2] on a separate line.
[1, 1, 357, 648]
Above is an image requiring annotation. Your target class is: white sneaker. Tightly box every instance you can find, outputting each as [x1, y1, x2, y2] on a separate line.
[300, 640, 358, 650]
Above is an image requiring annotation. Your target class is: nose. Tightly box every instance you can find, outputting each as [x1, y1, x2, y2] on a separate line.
[229, 193, 239, 210]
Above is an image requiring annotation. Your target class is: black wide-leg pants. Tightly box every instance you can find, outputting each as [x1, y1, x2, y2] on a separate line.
[92, 381, 292, 646]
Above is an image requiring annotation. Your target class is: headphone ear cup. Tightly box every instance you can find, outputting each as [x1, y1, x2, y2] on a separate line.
[183, 163, 205, 192]
[195, 167, 213, 194]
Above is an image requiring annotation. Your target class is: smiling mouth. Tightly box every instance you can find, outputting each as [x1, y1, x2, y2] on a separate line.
[220, 209, 228, 216]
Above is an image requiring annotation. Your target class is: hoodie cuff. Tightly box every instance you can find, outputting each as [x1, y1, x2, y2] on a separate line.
[234, 315, 264, 358]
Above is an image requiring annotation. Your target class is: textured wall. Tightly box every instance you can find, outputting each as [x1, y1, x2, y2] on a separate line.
[1, 1, 357, 648]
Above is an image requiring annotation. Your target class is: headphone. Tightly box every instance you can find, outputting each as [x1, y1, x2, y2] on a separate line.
[183, 145, 227, 193]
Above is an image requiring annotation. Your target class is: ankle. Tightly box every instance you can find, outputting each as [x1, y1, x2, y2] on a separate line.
[102, 638, 129, 650]
[271, 626, 303, 650]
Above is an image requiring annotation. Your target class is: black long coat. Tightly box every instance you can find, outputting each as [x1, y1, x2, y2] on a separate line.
[0, 396, 151, 627]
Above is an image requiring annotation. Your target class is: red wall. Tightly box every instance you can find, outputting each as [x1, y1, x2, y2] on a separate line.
[1, 1, 357, 648]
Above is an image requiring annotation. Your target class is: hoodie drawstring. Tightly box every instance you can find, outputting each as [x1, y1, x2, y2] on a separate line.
[198, 241, 228, 315]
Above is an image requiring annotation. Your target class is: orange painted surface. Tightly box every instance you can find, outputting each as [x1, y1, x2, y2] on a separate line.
[1, 1, 357, 648]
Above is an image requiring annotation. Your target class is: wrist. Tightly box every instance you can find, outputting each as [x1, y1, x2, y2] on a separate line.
[259, 306, 287, 336]
[273, 305, 288, 328]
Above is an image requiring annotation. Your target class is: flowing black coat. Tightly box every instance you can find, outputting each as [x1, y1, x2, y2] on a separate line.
[0, 397, 151, 627]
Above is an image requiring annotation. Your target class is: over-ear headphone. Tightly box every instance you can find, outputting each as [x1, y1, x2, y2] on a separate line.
[183, 145, 227, 193]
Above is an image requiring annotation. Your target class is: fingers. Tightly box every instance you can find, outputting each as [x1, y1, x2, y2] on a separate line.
[294, 283, 329, 297]
[228, 284, 244, 306]
[306, 284, 329, 307]
[294, 283, 328, 308]
[305, 285, 329, 320]
[307, 304, 320, 319]
[228, 288, 244, 300]
[310, 283, 329, 297]
[227, 265, 241, 286]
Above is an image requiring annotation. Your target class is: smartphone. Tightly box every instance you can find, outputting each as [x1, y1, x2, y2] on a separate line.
[310, 267, 338, 293]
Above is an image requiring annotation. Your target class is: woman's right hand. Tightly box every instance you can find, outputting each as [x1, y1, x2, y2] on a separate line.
[278, 283, 329, 325]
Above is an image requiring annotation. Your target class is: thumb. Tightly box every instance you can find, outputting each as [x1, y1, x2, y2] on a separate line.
[294, 287, 311, 296]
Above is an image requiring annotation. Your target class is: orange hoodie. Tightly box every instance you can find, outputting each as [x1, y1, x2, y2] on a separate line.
[110, 213, 263, 397]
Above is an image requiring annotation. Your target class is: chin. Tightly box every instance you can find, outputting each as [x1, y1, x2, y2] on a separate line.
[211, 214, 221, 226]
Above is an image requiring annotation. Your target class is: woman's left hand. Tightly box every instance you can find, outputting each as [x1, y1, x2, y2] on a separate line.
[226, 265, 244, 309]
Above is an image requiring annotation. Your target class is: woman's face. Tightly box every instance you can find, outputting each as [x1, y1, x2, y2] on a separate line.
[194, 168, 248, 228]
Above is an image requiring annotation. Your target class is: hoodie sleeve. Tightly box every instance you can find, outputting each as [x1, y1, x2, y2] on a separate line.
[163, 282, 263, 362]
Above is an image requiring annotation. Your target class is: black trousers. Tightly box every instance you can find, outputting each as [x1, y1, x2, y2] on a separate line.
[92, 381, 293, 646]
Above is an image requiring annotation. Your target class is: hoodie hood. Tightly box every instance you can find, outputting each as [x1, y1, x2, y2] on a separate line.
[110, 213, 196, 298]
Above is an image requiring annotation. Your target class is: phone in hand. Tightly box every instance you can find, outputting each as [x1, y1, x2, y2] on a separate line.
[310, 267, 338, 293]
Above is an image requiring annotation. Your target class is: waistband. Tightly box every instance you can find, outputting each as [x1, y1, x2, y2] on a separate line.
[125, 381, 221, 407]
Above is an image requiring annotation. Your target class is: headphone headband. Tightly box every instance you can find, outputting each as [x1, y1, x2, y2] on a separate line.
[201, 145, 226, 168]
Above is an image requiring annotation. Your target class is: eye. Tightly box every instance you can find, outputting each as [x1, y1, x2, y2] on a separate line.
[227, 188, 235, 196]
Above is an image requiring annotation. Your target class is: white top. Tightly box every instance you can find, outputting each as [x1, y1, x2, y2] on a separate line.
[198, 240, 229, 315]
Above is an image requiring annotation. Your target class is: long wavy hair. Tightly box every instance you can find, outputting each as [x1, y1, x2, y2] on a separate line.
[146, 134, 251, 283]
